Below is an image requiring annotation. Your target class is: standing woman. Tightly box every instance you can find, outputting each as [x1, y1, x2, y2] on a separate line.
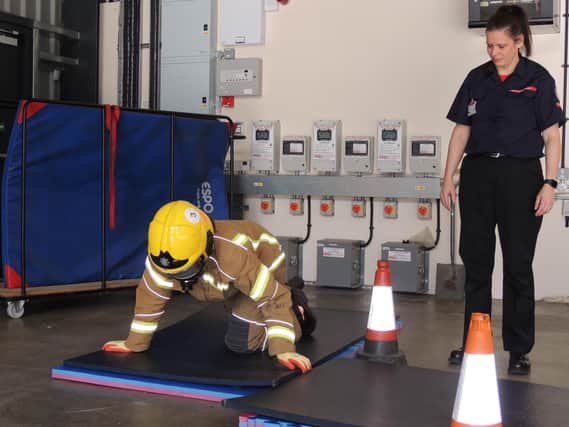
[441, 5, 565, 375]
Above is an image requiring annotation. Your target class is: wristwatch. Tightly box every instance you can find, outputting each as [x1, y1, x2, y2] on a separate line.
[543, 179, 558, 189]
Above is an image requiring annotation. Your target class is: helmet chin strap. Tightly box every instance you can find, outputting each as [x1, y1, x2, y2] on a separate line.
[180, 275, 200, 293]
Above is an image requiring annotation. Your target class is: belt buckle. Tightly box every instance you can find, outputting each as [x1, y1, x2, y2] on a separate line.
[489, 153, 501, 158]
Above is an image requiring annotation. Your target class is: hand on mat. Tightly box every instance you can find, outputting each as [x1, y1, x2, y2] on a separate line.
[102, 340, 131, 353]
[277, 352, 312, 374]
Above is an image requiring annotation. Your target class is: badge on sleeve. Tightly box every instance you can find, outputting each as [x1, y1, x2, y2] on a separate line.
[467, 99, 477, 117]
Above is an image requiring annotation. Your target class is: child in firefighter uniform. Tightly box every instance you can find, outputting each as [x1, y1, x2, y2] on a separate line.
[103, 200, 316, 373]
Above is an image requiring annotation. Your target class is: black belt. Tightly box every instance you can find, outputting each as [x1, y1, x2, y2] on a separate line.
[468, 152, 511, 159]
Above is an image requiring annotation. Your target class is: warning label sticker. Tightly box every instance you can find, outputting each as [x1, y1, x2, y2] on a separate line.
[387, 250, 411, 262]
[323, 247, 345, 258]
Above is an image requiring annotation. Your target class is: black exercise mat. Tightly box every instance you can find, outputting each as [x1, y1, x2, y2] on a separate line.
[225, 358, 569, 426]
[63, 304, 367, 387]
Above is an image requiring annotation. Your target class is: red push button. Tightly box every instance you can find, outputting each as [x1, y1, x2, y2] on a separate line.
[321, 203, 330, 212]
[352, 205, 361, 214]
[290, 202, 299, 211]
[261, 201, 270, 210]
[384, 205, 393, 215]
[418, 206, 428, 216]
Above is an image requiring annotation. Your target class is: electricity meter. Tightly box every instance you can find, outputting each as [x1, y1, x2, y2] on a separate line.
[281, 136, 310, 174]
[343, 136, 373, 175]
[251, 120, 280, 173]
[376, 119, 406, 174]
[409, 136, 441, 175]
[311, 120, 342, 174]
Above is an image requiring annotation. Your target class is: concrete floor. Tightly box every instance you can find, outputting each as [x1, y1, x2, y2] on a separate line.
[1, 286, 568, 426]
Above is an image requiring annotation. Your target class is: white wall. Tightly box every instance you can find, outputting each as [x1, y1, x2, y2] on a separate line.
[226, 0, 568, 299]
[98, 0, 568, 299]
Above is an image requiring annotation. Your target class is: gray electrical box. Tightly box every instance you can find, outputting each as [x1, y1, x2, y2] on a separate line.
[217, 58, 262, 96]
[160, 58, 216, 113]
[409, 136, 441, 176]
[251, 120, 280, 173]
[381, 241, 429, 293]
[160, 0, 217, 113]
[343, 136, 374, 175]
[276, 236, 303, 284]
[316, 239, 364, 288]
[468, 0, 559, 33]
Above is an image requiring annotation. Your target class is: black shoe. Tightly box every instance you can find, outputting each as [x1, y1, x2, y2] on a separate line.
[290, 288, 316, 337]
[448, 348, 464, 366]
[508, 353, 531, 375]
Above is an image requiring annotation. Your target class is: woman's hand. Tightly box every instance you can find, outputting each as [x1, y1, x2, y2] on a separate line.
[440, 177, 457, 211]
[534, 184, 556, 216]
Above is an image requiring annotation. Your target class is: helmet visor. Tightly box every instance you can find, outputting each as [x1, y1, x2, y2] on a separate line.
[162, 255, 206, 282]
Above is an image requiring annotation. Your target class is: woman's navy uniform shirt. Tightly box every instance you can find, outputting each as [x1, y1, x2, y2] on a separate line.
[447, 55, 565, 158]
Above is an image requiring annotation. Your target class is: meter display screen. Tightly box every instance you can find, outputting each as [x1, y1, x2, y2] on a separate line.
[255, 129, 270, 141]
[480, 0, 541, 21]
[346, 141, 368, 156]
[381, 129, 398, 141]
[283, 141, 304, 155]
[317, 129, 332, 141]
[412, 141, 436, 157]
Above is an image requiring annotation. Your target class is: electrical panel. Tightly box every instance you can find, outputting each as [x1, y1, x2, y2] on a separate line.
[160, 0, 217, 114]
[277, 236, 303, 284]
[343, 136, 373, 175]
[161, 0, 216, 57]
[220, 0, 265, 45]
[251, 120, 280, 173]
[218, 58, 262, 96]
[409, 136, 441, 176]
[282, 136, 310, 174]
[377, 119, 406, 174]
[316, 239, 364, 288]
[468, 0, 559, 33]
[312, 120, 342, 174]
[381, 242, 428, 293]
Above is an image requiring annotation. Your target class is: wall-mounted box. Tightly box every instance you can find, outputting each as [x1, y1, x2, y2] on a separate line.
[468, 0, 560, 33]
[217, 58, 262, 96]
[220, 0, 265, 45]
[316, 239, 364, 288]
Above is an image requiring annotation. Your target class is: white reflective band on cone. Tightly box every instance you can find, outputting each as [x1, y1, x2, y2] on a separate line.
[452, 353, 502, 425]
[367, 286, 396, 331]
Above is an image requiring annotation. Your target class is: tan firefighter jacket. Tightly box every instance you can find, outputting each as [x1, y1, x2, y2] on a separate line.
[124, 220, 301, 356]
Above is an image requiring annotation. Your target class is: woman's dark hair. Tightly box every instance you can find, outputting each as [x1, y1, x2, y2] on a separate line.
[486, 5, 532, 57]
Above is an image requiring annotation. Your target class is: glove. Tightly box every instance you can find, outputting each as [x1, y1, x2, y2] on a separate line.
[276, 352, 312, 374]
[102, 340, 131, 353]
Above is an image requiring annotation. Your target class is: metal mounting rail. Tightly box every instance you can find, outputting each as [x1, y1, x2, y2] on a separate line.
[232, 174, 441, 199]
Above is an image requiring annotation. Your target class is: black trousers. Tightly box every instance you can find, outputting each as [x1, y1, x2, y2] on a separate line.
[459, 155, 543, 354]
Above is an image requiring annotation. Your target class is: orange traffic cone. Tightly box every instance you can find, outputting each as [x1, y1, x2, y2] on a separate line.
[357, 260, 406, 365]
[451, 313, 502, 427]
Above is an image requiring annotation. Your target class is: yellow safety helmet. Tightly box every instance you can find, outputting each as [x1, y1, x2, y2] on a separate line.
[148, 201, 214, 282]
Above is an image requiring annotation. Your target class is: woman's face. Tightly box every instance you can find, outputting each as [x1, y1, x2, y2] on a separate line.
[486, 29, 524, 71]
